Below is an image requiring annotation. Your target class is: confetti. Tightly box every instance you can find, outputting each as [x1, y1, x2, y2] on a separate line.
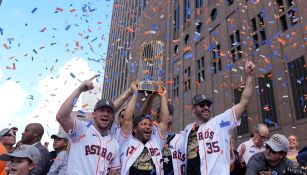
[31, 7, 38, 13]
[70, 73, 76, 78]
[65, 24, 71, 31]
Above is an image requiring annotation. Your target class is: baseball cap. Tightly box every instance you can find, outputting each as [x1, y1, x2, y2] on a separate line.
[265, 134, 290, 152]
[94, 99, 115, 112]
[51, 131, 69, 140]
[133, 115, 152, 129]
[0, 144, 40, 164]
[192, 94, 212, 106]
[157, 103, 174, 116]
[0, 127, 18, 138]
[296, 146, 307, 166]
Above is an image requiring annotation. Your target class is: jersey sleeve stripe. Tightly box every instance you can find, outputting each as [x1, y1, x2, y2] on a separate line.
[156, 126, 167, 140]
[231, 107, 238, 125]
[120, 128, 131, 138]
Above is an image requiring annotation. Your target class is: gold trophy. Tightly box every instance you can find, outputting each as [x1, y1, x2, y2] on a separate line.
[137, 40, 164, 93]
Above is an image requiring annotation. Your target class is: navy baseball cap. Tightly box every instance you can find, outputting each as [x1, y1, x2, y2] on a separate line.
[192, 94, 212, 106]
[94, 99, 115, 112]
[133, 115, 152, 129]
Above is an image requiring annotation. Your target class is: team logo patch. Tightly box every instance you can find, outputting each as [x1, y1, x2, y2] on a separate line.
[220, 120, 230, 128]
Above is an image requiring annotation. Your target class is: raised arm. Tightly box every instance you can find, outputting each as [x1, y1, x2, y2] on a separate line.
[56, 75, 97, 133]
[157, 86, 170, 138]
[233, 60, 255, 121]
[113, 86, 134, 112]
[140, 94, 156, 115]
[121, 82, 138, 135]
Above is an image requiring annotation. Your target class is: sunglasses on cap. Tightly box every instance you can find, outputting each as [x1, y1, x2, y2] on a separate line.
[198, 101, 212, 108]
[265, 144, 282, 154]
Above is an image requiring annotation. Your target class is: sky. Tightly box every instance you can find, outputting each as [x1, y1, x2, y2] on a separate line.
[0, 0, 114, 149]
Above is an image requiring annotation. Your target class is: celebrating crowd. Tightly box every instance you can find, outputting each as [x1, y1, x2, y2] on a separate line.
[0, 61, 306, 175]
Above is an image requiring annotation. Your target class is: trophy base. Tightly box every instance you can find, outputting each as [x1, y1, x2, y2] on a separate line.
[138, 82, 160, 93]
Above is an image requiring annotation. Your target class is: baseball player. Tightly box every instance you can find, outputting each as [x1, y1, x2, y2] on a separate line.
[142, 96, 186, 175]
[56, 75, 120, 175]
[158, 104, 186, 175]
[182, 60, 256, 175]
[116, 83, 170, 175]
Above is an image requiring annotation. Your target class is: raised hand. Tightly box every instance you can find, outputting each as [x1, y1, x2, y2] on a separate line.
[79, 75, 99, 92]
[245, 60, 256, 77]
[238, 144, 246, 163]
[130, 81, 139, 92]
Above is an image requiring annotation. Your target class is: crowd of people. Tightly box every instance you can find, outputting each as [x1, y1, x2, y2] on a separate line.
[0, 61, 306, 175]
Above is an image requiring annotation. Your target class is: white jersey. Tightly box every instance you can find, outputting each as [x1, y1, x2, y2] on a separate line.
[67, 119, 120, 175]
[183, 108, 240, 175]
[164, 132, 186, 175]
[118, 126, 166, 175]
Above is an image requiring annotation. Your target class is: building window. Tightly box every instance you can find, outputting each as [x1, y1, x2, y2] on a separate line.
[251, 12, 267, 49]
[212, 44, 222, 74]
[258, 72, 278, 127]
[184, 67, 191, 92]
[288, 56, 307, 120]
[226, 0, 234, 5]
[173, 5, 180, 37]
[197, 57, 205, 83]
[195, 0, 203, 16]
[196, 22, 203, 33]
[234, 87, 249, 135]
[184, 0, 191, 29]
[173, 75, 180, 98]
[184, 34, 190, 45]
[229, 30, 242, 63]
[210, 8, 218, 21]
[276, 0, 299, 32]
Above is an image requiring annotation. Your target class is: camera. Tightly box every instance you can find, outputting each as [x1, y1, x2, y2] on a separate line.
[284, 167, 307, 175]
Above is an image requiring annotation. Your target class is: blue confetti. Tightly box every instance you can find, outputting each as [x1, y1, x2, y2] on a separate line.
[87, 121, 94, 128]
[65, 24, 71, 31]
[0, 27, 3, 35]
[70, 73, 76, 78]
[184, 53, 193, 59]
[31, 7, 38, 13]
[91, 37, 98, 42]
[32, 49, 37, 54]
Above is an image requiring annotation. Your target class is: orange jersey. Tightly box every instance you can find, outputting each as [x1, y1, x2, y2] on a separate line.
[0, 143, 7, 175]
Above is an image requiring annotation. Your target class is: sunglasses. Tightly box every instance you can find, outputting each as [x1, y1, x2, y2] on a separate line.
[198, 101, 212, 108]
[265, 145, 281, 154]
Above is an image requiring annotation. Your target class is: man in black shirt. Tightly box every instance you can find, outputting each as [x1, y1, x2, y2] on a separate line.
[246, 134, 293, 175]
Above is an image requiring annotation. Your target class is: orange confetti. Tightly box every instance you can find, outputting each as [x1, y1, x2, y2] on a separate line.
[69, 9, 76, 12]
[82, 104, 88, 108]
[127, 26, 134, 32]
[183, 46, 192, 52]
[78, 134, 86, 142]
[143, 70, 150, 74]
[56, 7, 63, 12]
[277, 37, 286, 45]
[40, 27, 47, 32]
[3, 44, 9, 49]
